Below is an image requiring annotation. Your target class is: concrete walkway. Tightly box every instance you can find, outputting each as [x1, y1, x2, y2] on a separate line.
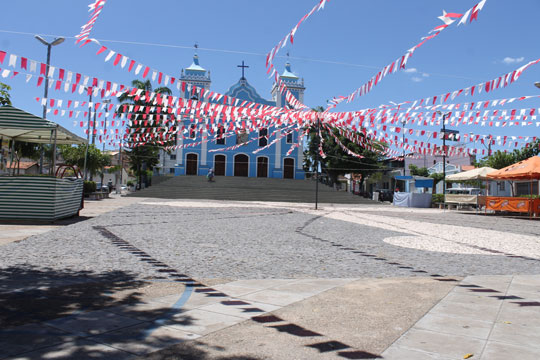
[3, 275, 539, 359]
[382, 275, 540, 360]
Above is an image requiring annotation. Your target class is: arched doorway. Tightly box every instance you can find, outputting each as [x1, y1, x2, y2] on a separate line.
[185, 153, 198, 175]
[214, 155, 226, 176]
[257, 157, 268, 178]
[283, 158, 295, 179]
[234, 154, 249, 177]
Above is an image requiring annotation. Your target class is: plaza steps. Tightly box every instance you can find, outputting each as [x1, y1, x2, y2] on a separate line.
[127, 176, 375, 204]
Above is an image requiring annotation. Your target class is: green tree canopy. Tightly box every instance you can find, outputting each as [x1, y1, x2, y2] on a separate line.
[0, 82, 11, 106]
[477, 140, 540, 170]
[478, 150, 518, 169]
[304, 107, 387, 186]
[118, 79, 172, 187]
[408, 164, 429, 177]
[59, 144, 110, 177]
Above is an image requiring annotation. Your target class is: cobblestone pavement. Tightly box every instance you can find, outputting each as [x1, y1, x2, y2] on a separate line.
[2, 200, 540, 281]
[1, 199, 540, 359]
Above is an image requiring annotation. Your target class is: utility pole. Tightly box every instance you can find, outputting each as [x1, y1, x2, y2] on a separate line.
[442, 113, 448, 197]
[83, 90, 92, 180]
[35, 35, 64, 174]
[102, 99, 111, 152]
[116, 143, 123, 194]
[401, 120, 406, 176]
[315, 115, 320, 210]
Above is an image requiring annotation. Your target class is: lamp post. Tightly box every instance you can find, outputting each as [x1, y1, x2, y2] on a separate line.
[83, 89, 92, 180]
[437, 111, 451, 197]
[315, 115, 320, 210]
[102, 99, 112, 152]
[401, 120, 406, 176]
[35, 35, 64, 174]
[535, 82, 540, 89]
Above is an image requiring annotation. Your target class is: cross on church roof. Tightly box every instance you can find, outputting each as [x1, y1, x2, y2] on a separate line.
[237, 61, 249, 79]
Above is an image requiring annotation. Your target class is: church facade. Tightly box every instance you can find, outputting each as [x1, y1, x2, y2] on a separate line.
[155, 54, 306, 180]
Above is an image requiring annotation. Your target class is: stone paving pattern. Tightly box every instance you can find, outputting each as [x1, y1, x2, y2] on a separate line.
[1, 198, 540, 359]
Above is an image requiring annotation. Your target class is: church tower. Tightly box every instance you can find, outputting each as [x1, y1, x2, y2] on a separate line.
[271, 62, 305, 108]
[179, 54, 211, 99]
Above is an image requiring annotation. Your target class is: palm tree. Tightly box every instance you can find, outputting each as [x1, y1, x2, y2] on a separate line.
[118, 80, 172, 189]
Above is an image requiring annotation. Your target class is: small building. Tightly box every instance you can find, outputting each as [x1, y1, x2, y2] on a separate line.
[6, 161, 39, 175]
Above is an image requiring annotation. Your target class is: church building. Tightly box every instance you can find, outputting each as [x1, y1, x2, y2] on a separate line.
[155, 54, 306, 179]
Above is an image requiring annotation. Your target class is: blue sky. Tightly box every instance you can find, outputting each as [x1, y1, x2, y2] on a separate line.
[1, 0, 539, 154]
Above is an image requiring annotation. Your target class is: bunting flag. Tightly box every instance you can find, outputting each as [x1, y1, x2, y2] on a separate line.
[265, 0, 330, 70]
[327, 0, 488, 109]
[75, 0, 108, 46]
[324, 124, 364, 159]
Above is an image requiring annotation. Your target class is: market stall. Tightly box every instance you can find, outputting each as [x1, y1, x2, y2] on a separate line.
[486, 156, 540, 217]
[445, 167, 495, 209]
[0, 106, 87, 221]
[393, 176, 433, 208]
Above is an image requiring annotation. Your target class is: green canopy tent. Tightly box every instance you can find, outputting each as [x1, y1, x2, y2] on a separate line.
[0, 105, 86, 173]
[0, 105, 88, 221]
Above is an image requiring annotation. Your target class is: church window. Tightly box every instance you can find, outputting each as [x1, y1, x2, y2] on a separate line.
[259, 128, 268, 147]
[216, 126, 226, 145]
[286, 132, 293, 144]
[189, 124, 197, 139]
[236, 130, 248, 144]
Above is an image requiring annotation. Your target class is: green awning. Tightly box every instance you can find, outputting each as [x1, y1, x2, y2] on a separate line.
[0, 105, 86, 144]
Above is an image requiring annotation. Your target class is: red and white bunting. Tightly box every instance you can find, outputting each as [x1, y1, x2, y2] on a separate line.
[328, 0, 488, 109]
[75, 0, 108, 46]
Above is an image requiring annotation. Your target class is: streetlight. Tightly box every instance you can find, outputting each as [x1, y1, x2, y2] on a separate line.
[102, 99, 112, 152]
[83, 88, 93, 180]
[401, 120, 406, 175]
[437, 111, 451, 197]
[535, 82, 540, 89]
[35, 35, 64, 174]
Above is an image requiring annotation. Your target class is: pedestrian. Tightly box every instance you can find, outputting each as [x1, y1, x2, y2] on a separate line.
[207, 168, 215, 182]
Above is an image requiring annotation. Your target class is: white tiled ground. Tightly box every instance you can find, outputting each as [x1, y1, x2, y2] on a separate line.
[381, 275, 540, 360]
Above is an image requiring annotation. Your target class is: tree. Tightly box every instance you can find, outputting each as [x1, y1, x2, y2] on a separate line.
[0, 82, 11, 106]
[408, 164, 429, 177]
[59, 144, 110, 179]
[305, 106, 387, 187]
[478, 150, 516, 169]
[118, 80, 172, 188]
[513, 138, 540, 162]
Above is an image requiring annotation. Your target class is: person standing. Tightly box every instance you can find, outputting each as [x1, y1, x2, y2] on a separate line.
[207, 168, 215, 182]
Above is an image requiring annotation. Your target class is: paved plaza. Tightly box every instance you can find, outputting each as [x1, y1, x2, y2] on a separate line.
[1, 197, 540, 359]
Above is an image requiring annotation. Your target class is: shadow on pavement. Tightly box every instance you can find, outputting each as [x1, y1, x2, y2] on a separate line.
[144, 340, 262, 360]
[0, 265, 146, 328]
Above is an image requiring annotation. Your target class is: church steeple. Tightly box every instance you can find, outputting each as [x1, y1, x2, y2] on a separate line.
[281, 62, 299, 79]
[271, 61, 305, 108]
[180, 51, 211, 98]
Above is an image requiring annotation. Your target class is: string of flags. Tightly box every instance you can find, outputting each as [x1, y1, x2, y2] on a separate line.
[327, 0, 488, 109]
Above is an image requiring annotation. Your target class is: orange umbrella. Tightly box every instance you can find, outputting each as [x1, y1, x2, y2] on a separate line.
[487, 156, 540, 180]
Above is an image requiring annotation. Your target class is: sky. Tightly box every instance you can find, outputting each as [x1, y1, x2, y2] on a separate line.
[1, 0, 539, 155]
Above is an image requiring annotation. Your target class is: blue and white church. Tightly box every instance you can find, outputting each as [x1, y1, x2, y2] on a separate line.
[155, 54, 306, 179]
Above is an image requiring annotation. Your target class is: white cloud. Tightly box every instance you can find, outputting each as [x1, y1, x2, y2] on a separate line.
[403, 68, 418, 73]
[411, 77, 423, 82]
[502, 56, 524, 65]
[422, 73, 430, 77]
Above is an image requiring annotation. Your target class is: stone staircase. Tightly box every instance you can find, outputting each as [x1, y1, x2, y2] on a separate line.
[128, 176, 375, 204]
